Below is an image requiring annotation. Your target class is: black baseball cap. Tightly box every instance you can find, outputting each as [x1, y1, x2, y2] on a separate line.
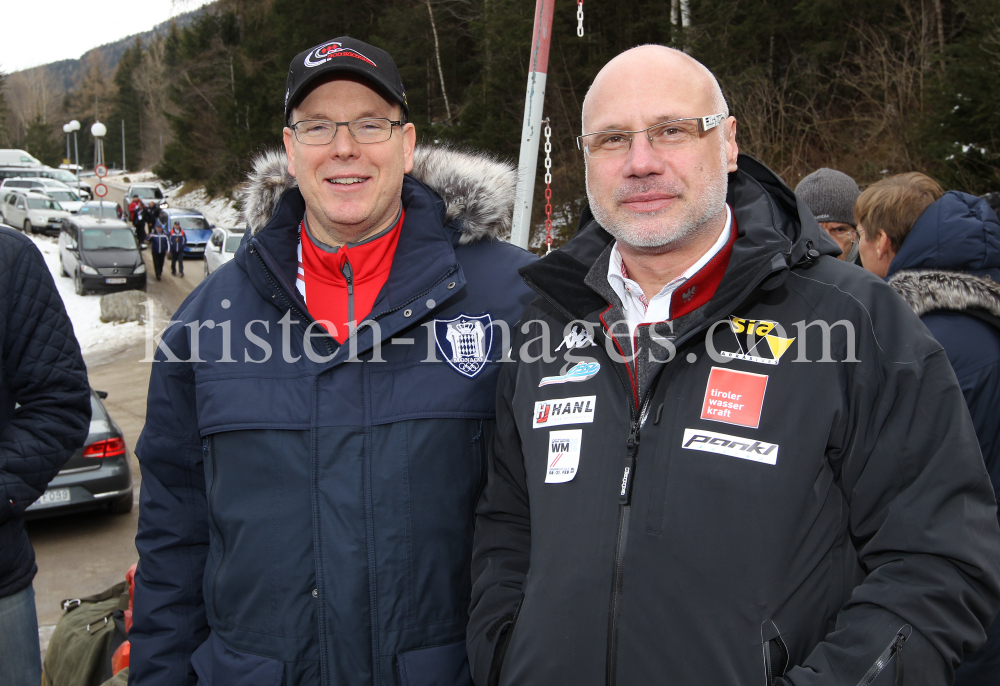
[284, 37, 409, 124]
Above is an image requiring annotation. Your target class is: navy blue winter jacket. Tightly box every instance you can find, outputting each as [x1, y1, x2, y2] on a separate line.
[129, 147, 536, 686]
[0, 228, 91, 599]
[148, 231, 169, 256]
[886, 191, 1000, 686]
[168, 228, 187, 254]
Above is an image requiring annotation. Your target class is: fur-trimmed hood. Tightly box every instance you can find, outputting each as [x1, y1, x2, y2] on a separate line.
[238, 145, 516, 244]
[888, 269, 1000, 319]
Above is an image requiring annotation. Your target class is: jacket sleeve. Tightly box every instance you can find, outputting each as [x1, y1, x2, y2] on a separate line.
[0, 239, 90, 524]
[786, 326, 1000, 684]
[468, 358, 532, 686]
[129, 324, 208, 686]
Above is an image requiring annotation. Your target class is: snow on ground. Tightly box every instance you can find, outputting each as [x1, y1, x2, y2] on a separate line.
[106, 170, 242, 227]
[28, 235, 145, 362]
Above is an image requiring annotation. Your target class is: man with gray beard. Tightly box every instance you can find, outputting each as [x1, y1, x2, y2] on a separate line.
[467, 45, 1000, 686]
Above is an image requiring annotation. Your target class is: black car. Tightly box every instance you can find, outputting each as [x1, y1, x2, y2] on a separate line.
[24, 389, 134, 518]
[59, 216, 147, 295]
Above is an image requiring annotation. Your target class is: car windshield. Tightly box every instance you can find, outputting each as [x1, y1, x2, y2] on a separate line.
[81, 229, 136, 250]
[27, 198, 62, 210]
[225, 236, 242, 252]
[48, 191, 80, 202]
[44, 170, 78, 183]
[133, 187, 163, 200]
[78, 203, 118, 218]
[177, 217, 209, 231]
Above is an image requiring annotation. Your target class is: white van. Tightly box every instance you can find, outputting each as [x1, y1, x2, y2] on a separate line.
[0, 149, 43, 167]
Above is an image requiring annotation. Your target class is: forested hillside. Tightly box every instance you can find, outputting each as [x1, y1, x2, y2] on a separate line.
[3, 0, 997, 248]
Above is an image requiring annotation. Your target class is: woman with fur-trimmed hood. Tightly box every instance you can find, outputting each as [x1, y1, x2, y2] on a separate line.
[856, 172, 1000, 685]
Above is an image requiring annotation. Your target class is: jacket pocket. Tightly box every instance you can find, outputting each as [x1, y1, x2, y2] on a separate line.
[485, 594, 523, 686]
[856, 625, 910, 686]
[761, 620, 788, 685]
[396, 640, 472, 686]
[191, 631, 284, 686]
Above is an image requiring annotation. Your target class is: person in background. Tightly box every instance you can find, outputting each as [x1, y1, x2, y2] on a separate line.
[133, 201, 148, 248]
[795, 167, 862, 264]
[129, 196, 143, 228]
[167, 220, 185, 277]
[148, 223, 169, 281]
[856, 171, 1000, 685]
[0, 226, 91, 686]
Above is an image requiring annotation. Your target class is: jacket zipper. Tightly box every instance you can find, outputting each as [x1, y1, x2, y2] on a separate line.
[856, 625, 910, 686]
[205, 436, 226, 615]
[341, 258, 355, 327]
[606, 390, 654, 686]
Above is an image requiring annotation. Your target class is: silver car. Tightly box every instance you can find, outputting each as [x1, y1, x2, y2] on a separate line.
[204, 227, 244, 276]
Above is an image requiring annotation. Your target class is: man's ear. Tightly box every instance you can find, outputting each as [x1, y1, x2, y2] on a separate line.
[401, 122, 417, 175]
[877, 230, 894, 261]
[724, 117, 739, 173]
[282, 127, 297, 178]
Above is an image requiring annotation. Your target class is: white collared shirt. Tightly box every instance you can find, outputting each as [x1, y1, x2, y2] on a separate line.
[607, 204, 732, 338]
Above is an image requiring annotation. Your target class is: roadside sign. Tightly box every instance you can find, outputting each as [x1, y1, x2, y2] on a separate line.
[95, 164, 108, 178]
[94, 183, 108, 198]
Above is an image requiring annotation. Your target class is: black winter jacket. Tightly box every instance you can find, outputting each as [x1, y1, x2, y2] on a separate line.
[0, 227, 91, 599]
[467, 156, 1000, 686]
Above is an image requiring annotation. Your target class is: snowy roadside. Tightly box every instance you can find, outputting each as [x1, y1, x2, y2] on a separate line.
[28, 235, 146, 365]
[105, 170, 242, 227]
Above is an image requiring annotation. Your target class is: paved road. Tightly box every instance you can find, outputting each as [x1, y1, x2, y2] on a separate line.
[27, 206, 205, 655]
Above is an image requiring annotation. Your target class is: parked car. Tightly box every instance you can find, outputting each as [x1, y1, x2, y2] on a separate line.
[0, 190, 70, 234]
[24, 389, 133, 517]
[44, 188, 84, 214]
[0, 176, 77, 198]
[37, 166, 93, 200]
[204, 227, 244, 276]
[157, 207, 213, 256]
[0, 166, 41, 181]
[76, 200, 122, 219]
[0, 149, 42, 166]
[59, 216, 146, 295]
[125, 183, 168, 208]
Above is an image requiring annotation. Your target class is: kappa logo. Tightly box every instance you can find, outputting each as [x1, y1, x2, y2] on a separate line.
[721, 316, 795, 365]
[545, 429, 582, 483]
[555, 325, 596, 351]
[682, 428, 779, 465]
[532, 395, 596, 429]
[539, 361, 601, 387]
[434, 313, 493, 378]
[304, 41, 378, 69]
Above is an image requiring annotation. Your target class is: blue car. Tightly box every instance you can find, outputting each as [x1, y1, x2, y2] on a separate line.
[156, 207, 214, 256]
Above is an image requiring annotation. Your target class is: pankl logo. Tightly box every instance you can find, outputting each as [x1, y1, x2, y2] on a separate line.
[721, 316, 795, 365]
[304, 41, 378, 69]
[682, 428, 779, 465]
[532, 395, 596, 429]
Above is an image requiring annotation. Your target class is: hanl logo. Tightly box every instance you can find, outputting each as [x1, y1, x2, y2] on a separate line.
[682, 428, 779, 465]
[721, 316, 795, 365]
[532, 395, 596, 429]
[545, 429, 582, 483]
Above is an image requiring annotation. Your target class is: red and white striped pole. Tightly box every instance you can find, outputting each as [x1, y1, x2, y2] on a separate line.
[510, 0, 555, 249]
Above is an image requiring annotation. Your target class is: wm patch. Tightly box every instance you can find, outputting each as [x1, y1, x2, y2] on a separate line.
[720, 317, 795, 366]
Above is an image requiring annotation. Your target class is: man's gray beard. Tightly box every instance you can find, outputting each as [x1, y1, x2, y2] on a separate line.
[586, 167, 729, 251]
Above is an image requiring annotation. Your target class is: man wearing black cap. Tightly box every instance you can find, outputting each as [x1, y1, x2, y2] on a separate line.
[129, 37, 536, 686]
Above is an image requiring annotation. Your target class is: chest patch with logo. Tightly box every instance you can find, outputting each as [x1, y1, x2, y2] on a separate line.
[682, 428, 779, 465]
[701, 367, 768, 429]
[434, 313, 493, 378]
[539, 361, 600, 387]
[721, 317, 796, 365]
[533, 396, 596, 428]
[545, 429, 582, 483]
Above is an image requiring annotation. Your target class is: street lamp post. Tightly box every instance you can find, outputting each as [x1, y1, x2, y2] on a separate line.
[91, 121, 107, 169]
[65, 120, 81, 180]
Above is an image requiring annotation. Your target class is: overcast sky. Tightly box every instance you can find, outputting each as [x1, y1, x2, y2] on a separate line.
[1, 0, 215, 73]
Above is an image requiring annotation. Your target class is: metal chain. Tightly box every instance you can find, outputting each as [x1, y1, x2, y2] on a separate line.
[543, 118, 553, 254]
[577, 0, 584, 37]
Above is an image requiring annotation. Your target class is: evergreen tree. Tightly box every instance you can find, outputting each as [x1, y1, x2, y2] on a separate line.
[23, 115, 62, 166]
[107, 41, 145, 171]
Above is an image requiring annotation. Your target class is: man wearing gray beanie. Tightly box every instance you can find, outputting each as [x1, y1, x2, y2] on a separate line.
[795, 168, 862, 263]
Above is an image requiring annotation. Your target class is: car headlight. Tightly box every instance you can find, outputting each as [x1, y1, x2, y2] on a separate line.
[80, 265, 98, 275]
[134, 263, 146, 274]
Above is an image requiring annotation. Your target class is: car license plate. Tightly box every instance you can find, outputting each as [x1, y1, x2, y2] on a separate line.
[34, 488, 71, 506]
[105, 278, 127, 284]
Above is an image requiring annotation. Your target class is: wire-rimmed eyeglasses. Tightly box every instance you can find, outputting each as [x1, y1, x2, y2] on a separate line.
[576, 114, 726, 158]
[288, 118, 403, 146]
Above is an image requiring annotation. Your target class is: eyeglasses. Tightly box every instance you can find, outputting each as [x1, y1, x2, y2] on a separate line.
[288, 118, 403, 146]
[825, 224, 860, 243]
[576, 114, 727, 158]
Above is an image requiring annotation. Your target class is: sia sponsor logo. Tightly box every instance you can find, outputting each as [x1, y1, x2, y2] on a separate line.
[532, 395, 596, 428]
[721, 316, 795, 365]
[682, 428, 779, 465]
[545, 429, 582, 483]
[304, 41, 378, 69]
[539, 361, 600, 387]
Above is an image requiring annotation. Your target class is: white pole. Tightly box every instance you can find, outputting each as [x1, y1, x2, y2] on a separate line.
[122, 120, 126, 172]
[510, 0, 555, 249]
